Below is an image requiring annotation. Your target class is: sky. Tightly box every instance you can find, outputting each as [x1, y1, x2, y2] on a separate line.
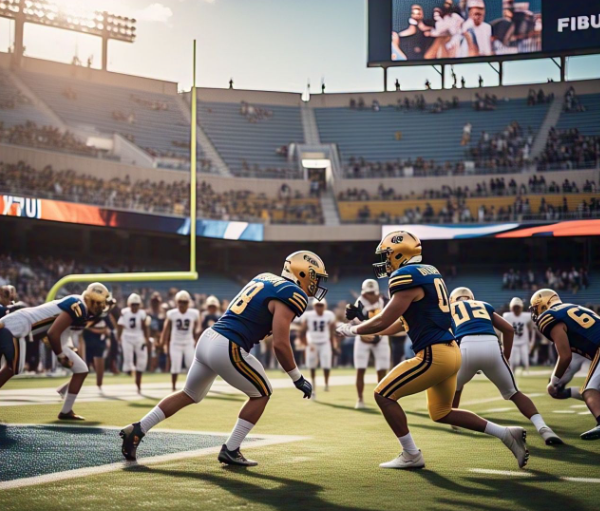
[1, 0, 599, 93]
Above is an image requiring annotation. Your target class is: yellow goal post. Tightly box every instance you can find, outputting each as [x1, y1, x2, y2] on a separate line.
[46, 40, 200, 302]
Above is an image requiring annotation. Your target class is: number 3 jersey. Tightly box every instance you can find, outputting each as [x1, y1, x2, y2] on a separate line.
[451, 300, 497, 343]
[536, 303, 600, 360]
[212, 273, 309, 352]
[118, 307, 147, 341]
[502, 311, 532, 346]
[167, 308, 199, 345]
[388, 264, 455, 353]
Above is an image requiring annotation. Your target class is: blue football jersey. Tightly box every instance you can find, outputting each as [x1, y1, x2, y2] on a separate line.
[388, 264, 455, 353]
[537, 303, 600, 359]
[212, 273, 308, 352]
[451, 300, 497, 342]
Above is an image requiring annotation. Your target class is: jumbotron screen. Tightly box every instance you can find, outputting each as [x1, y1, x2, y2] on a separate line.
[368, 0, 600, 66]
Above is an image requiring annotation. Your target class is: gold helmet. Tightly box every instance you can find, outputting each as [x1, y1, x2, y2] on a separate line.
[530, 288, 562, 321]
[82, 282, 113, 317]
[282, 251, 328, 300]
[373, 230, 422, 278]
[449, 287, 474, 303]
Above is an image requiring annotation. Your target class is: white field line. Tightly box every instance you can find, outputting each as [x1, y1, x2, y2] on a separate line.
[0, 425, 309, 491]
[469, 469, 600, 483]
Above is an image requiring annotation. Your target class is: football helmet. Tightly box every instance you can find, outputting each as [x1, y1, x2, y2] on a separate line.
[361, 279, 379, 295]
[175, 290, 191, 303]
[449, 287, 474, 303]
[530, 289, 561, 321]
[0, 285, 17, 305]
[282, 250, 328, 301]
[510, 297, 524, 311]
[373, 230, 422, 279]
[206, 295, 220, 308]
[127, 293, 142, 307]
[82, 282, 113, 317]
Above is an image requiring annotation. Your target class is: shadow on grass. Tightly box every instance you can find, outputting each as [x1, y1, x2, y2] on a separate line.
[314, 401, 380, 415]
[127, 465, 374, 511]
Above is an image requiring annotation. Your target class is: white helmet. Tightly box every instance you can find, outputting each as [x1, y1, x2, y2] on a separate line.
[175, 290, 192, 303]
[206, 295, 220, 308]
[361, 279, 379, 294]
[510, 297, 524, 309]
[449, 287, 474, 303]
[127, 293, 142, 306]
[312, 297, 327, 308]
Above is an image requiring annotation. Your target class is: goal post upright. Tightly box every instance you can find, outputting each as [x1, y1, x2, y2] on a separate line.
[46, 40, 200, 302]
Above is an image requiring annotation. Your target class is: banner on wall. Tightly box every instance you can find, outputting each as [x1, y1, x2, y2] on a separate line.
[0, 195, 264, 242]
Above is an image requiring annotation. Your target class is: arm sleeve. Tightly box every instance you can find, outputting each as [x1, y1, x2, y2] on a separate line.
[275, 284, 308, 317]
[117, 314, 126, 326]
[388, 268, 420, 295]
[537, 311, 558, 338]
[484, 303, 495, 316]
[57, 297, 86, 321]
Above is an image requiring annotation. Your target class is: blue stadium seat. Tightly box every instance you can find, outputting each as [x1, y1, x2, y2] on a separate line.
[556, 94, 600, 136]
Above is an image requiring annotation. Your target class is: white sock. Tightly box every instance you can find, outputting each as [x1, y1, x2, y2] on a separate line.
[139, 406, 166, 434]
[61, 393, 78, 414]
[484, 421, 507, 439]
[570, 387, 583, 400]
[225, 418, 255, 451]
[398, 433, 419, 455]
[529, 413, 547, 432]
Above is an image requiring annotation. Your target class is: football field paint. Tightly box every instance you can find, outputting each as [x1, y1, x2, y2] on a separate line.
[470, 469, 600, 484]
[0, 424, 307, 491]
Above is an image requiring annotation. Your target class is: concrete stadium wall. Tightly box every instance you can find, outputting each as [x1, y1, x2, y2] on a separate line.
[187, 88, 303, 107]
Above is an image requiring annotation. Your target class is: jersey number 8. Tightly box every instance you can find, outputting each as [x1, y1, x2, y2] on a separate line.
[231, 283, 265, 315]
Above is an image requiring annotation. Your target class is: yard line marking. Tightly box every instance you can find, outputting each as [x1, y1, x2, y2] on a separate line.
[470, 470, 600, 484]
[0, 426, 309, 491]
[569, 404, 588, 409]
[462, 393, 543, 407]
[577, 411, 590, 415]
[552, 410, 576, 414]
[483, 407, 513, 413]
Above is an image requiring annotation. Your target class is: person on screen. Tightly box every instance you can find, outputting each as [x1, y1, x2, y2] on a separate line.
[459, 0, 493, 57]
[395, 5, 434, 61]
[491, 1, 519, 55]
[427, 2, 465, 59]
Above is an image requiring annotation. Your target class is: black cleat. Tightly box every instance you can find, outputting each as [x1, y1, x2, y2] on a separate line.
[120, 422, 145, 461]
[217, 444, 258, 467]
[581, 425, 600, 440]
[58, 411, 85, 421]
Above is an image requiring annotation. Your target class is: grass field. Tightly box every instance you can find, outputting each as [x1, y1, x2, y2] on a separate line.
[1, 369, 600, 511]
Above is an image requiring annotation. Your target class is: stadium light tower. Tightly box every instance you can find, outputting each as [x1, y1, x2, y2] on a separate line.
[0, 0, 136, 70]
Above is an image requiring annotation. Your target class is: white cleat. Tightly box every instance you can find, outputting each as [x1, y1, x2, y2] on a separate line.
[502, 427, 529, 468]
[355, 399, 366, 410]
[539, 426, 563, 445]
[324, 384, 330, 392]
[310, 392, 317, 401]
[380, 451, 425, 470]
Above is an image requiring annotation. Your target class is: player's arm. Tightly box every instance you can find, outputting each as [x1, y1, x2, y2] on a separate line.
[328, 319, 336, 345]
[375, 318, 406, 336]
[492, 312, 514, 360]
[269, 300, 312, 398]
[193, 319, 200, 343]
[548, 323, 572, 396]
[341, 288, 422, 337]
[299, 319, 308, 345]
[46, 312, 74, 368]
[143, 315, 151, 344]
[160, 318, 171, 353]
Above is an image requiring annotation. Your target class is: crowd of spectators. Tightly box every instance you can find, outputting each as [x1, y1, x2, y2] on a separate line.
[472, 93, 498, 111]
[239, 101, 273, 123]
[236, 160, 301, 179]
[527, 88, 554, 107]
[0, 161, 321, 224]
[343, 156, 466, 179]
[503, 267, 590, 294]
[564, 86, 586, 113]
[0, 121, 99, 157]
[537, 128, 600, 170]
[469, 121, 534, 171]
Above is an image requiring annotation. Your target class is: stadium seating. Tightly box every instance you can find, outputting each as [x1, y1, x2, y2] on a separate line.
[17, 70, 199, 163]
[0, 69, 54, 128]
[314, 99, 549, 173]
[198, 100, 304, 177]
[556, 94, 600, 136]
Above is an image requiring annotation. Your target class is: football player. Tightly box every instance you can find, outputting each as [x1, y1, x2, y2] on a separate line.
[531, 289, 600, 440]
[300, 298, 336, 399]
[201, 295, 221, 333]
[450, 287, 562, 445]
[337, 231, 529, 469]
[117, 293, 150, 393]
[0, 283, 113, 419]
[120, 251, 326, 466]
[552, 353, 586, 401]
[503, 297, 534, 373]
[162, 290, 200, 391]
[346, 279, 391, 409]
[0, 285, 25, 318]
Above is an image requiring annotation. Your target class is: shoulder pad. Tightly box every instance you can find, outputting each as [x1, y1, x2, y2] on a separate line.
[537, 309, 558, 337]
[388, 266, 420, 294]
[276, 284, 308, 317]
[58, 295, 88, 320]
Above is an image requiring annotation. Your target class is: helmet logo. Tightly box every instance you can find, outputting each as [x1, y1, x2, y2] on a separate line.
[303, 254, 319, 266]
[391, 235, 404, 244]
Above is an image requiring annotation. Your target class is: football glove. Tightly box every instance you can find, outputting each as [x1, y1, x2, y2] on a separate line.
[345, 303, 366, 322]
[294, 376, 313, 399]
[336, 323, 359, 337]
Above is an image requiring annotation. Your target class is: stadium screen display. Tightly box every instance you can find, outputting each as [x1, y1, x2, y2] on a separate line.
[368, 0, 600, 66]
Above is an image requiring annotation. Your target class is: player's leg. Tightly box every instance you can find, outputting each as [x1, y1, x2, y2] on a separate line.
[374, 339, 391, 383]
[170, 344, 183, 391]
[134, 340, 148, 393]
[354, 339, 369, 408]
[521, 344, 530, 373]
[579, 351, 600, 440]
[0, 329, 18, 388]
[483, 343, 562, 445]
[321, 342, 332, 391]
[122, 338, 135, 375]
[555, 355, 585, 400]
[94, 356, 105, 389]
[450, 341, 478, 428]
[305, 343, 319, 397]
[58, 345, 89, 420]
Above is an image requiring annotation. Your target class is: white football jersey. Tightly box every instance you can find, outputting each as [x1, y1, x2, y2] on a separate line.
[355, 294, 389, 343]
[167, 308, 199, 345]
[303, 310, 335, 344]
[502, 311, 532, 346]
[118, 307, 147, 340]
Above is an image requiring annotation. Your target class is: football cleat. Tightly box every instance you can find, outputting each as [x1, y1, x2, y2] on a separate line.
[324, 384, 330, 392]
[58, 411, 85, 421]
[580, 425, 600, 440]
[355, 399, 366, 410]
[310, 391, 317, 401]
[502, 427, 529, 468]
[56, 383, 69, 399]
[120, 422, 145, 461]
[217, 444, 258, 467]
[379, 451, 425, 470]
[539, 426, 563, 445]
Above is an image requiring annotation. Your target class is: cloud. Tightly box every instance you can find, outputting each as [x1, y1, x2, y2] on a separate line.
[136, 3, 173, 23]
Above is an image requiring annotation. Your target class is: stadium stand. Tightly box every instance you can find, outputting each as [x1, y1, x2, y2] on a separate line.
[197, 99, 304, 178]
[0, 69, 54, 128]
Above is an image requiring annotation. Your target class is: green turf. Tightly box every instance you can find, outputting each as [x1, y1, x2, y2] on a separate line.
[1, 372, 599, 511]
